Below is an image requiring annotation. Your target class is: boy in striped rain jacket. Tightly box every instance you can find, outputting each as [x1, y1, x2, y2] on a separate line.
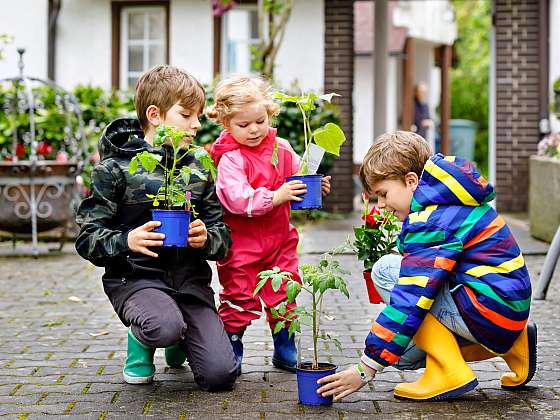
[317, 131, 536, 402]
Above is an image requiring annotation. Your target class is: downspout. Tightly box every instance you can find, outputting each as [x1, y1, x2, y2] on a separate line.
[47, 0, 61, 81]
[489, 2, 496, 209]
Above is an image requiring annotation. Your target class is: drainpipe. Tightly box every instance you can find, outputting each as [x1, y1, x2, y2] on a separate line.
[47, 0, 61, 81]
[373, 0, 388, 139]
[488, 2, 496, 209]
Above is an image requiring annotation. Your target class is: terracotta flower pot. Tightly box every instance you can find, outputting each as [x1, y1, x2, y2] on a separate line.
[363, 270, 384, 304]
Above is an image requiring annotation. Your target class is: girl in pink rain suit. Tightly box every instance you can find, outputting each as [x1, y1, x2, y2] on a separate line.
[209, 75, 330, 375]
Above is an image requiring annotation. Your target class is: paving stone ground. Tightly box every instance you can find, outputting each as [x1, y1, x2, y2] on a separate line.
[0, 212, 559, 419]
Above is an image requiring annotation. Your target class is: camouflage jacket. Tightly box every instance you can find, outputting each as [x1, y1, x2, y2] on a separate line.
[75, 118, 231, 322]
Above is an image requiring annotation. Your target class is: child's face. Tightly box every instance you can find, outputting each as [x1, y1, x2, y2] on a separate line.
[225, 101, 270, 147]
[370, 174, 418, 221]
[160, 102, 202, 146]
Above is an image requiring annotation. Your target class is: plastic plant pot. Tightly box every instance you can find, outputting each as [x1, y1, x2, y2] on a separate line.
[296, 362, 337, 405]
[287, 174, 323, 210]
[363, 270, 384, 304]
[151, 209, 191, 247]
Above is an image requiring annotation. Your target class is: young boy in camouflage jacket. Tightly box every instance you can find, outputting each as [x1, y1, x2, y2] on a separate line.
[75, 65, 237, 390]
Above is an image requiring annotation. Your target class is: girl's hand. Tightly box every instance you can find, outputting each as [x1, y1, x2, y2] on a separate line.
[321, 175, 331, 196]
[127, 221, 165, 258]
[273, 180, 307, 207]
[188, 219, 207, 248]
[316, 365, 375, 401]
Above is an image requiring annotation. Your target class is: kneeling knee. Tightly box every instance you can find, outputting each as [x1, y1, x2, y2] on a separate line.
[195, 364, 237, 392]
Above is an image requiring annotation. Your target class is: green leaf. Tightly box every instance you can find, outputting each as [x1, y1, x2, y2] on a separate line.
[271, 141, 279, 167]
[137, 151, 161, 172]
[273, 321, 285, 334]
[271, 276, 283, 292]
[313, 123, 346, 156]
[129, 156, 139, 174]
[253, 277, 268, 297]
[190, 167, 207, 181]
[285, 280, 301, 303]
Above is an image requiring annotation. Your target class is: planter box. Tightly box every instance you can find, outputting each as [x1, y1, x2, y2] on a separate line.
[529, 156, 560, 242]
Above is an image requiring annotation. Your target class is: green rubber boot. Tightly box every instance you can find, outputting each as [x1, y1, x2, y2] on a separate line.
[164, 344, 187, 368]
[122, 329, 155, 384]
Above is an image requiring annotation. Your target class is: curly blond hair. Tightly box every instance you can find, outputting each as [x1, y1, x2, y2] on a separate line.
[207, 75, 280, 125]
[359, 131, 432, 193]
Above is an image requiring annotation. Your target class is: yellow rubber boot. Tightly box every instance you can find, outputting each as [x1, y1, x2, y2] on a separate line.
[500, 322, 537, 389]
[460, 322, 537, 389]
[460, 343, 496, 362]
[394, 313, 478, 401]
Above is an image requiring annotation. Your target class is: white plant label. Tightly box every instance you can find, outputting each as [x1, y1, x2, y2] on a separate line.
[304, 143, 325, 175]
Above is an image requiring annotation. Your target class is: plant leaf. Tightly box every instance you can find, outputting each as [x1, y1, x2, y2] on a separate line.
[313, 123, 346, 156]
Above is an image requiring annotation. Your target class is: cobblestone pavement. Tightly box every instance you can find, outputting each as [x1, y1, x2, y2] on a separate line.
[1, 213, 559, 419]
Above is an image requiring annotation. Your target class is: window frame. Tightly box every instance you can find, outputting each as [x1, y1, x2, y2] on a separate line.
[111, 1, 169, 90]
[220, 3, 261, 76]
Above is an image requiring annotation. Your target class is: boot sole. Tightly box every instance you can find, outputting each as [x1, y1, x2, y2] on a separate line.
[501, 321, 537, 389]
[123, 371, 154, 384]
[272, 356, 296, 373]
[394, 378, 478, 402]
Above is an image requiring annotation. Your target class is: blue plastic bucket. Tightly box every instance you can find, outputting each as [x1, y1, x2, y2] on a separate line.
[449, 119, 477, 161]
[296, 362, 337, 405]
[286, 174, 323, 210]
[151, 209, 191, 247]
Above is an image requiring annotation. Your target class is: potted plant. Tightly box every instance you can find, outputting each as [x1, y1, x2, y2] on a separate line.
[350, 192, 400, 304]
[255, 246, 350, 405]
[129, 124, 216, 247]
[274, 91, 346, 210]
[530, 132, 560, 242]
[553, 77, 560, 116]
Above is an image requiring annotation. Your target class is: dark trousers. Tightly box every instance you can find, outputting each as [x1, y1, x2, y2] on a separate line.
[122, 288, 238, 391]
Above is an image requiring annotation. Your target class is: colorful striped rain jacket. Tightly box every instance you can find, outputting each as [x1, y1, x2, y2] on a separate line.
[362, 154, 531, 371]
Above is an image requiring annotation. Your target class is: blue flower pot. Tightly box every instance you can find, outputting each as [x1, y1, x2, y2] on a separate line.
[151, 209, 191, 247]
[287, 174, 323, 210]
[296, 362, 337, 406]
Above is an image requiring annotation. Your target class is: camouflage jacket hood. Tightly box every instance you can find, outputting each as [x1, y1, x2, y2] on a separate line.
[75, 118, 231, 323]
[98, 118, 149, 161]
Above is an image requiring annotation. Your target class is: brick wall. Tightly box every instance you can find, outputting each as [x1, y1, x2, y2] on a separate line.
[323, 0, 354, 213]
[495, 0, 543, 212]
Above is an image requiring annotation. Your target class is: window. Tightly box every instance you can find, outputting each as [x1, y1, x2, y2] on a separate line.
[221, 6, 260, 75]
[120, 6, 167, 90]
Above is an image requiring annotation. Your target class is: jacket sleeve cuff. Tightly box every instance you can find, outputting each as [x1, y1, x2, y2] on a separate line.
[361, 354, 386, 373]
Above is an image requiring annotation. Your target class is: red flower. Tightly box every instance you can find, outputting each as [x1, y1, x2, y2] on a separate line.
[15, 143, 25, 158]
[37, 141, 53, 156]
[362, 207, 381, 228]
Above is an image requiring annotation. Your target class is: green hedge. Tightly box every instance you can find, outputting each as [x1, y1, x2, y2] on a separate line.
[0, 83, 341, 189]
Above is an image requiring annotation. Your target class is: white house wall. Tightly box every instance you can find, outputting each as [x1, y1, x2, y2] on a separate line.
[170, 0, 213, 84]
[353, 55, 400, 164]
[393, 0, 457, 46]
[274, 0, 324, 91]
[413, 39, 439, 150]
[0, 0, 48, 78]
[56, 0, 112, 89]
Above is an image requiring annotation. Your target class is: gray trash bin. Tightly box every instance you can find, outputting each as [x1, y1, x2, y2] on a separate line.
[449, 119, 477, 161]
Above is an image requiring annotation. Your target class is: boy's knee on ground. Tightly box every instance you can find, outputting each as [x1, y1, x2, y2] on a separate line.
[194, 360, 238, 391]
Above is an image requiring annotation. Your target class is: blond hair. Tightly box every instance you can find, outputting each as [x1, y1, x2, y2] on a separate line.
[207, 75, 280, 124]
[359, 131, 432, 193]
[135, 65, 205, 132]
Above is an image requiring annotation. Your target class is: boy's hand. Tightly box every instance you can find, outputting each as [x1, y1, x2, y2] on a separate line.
[127, 221, 165, 258]
[273, 180, 307, 207]
[188, 219, 207, 248]
[321, 175, 331, 197]
[316, 364, 376, 401]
